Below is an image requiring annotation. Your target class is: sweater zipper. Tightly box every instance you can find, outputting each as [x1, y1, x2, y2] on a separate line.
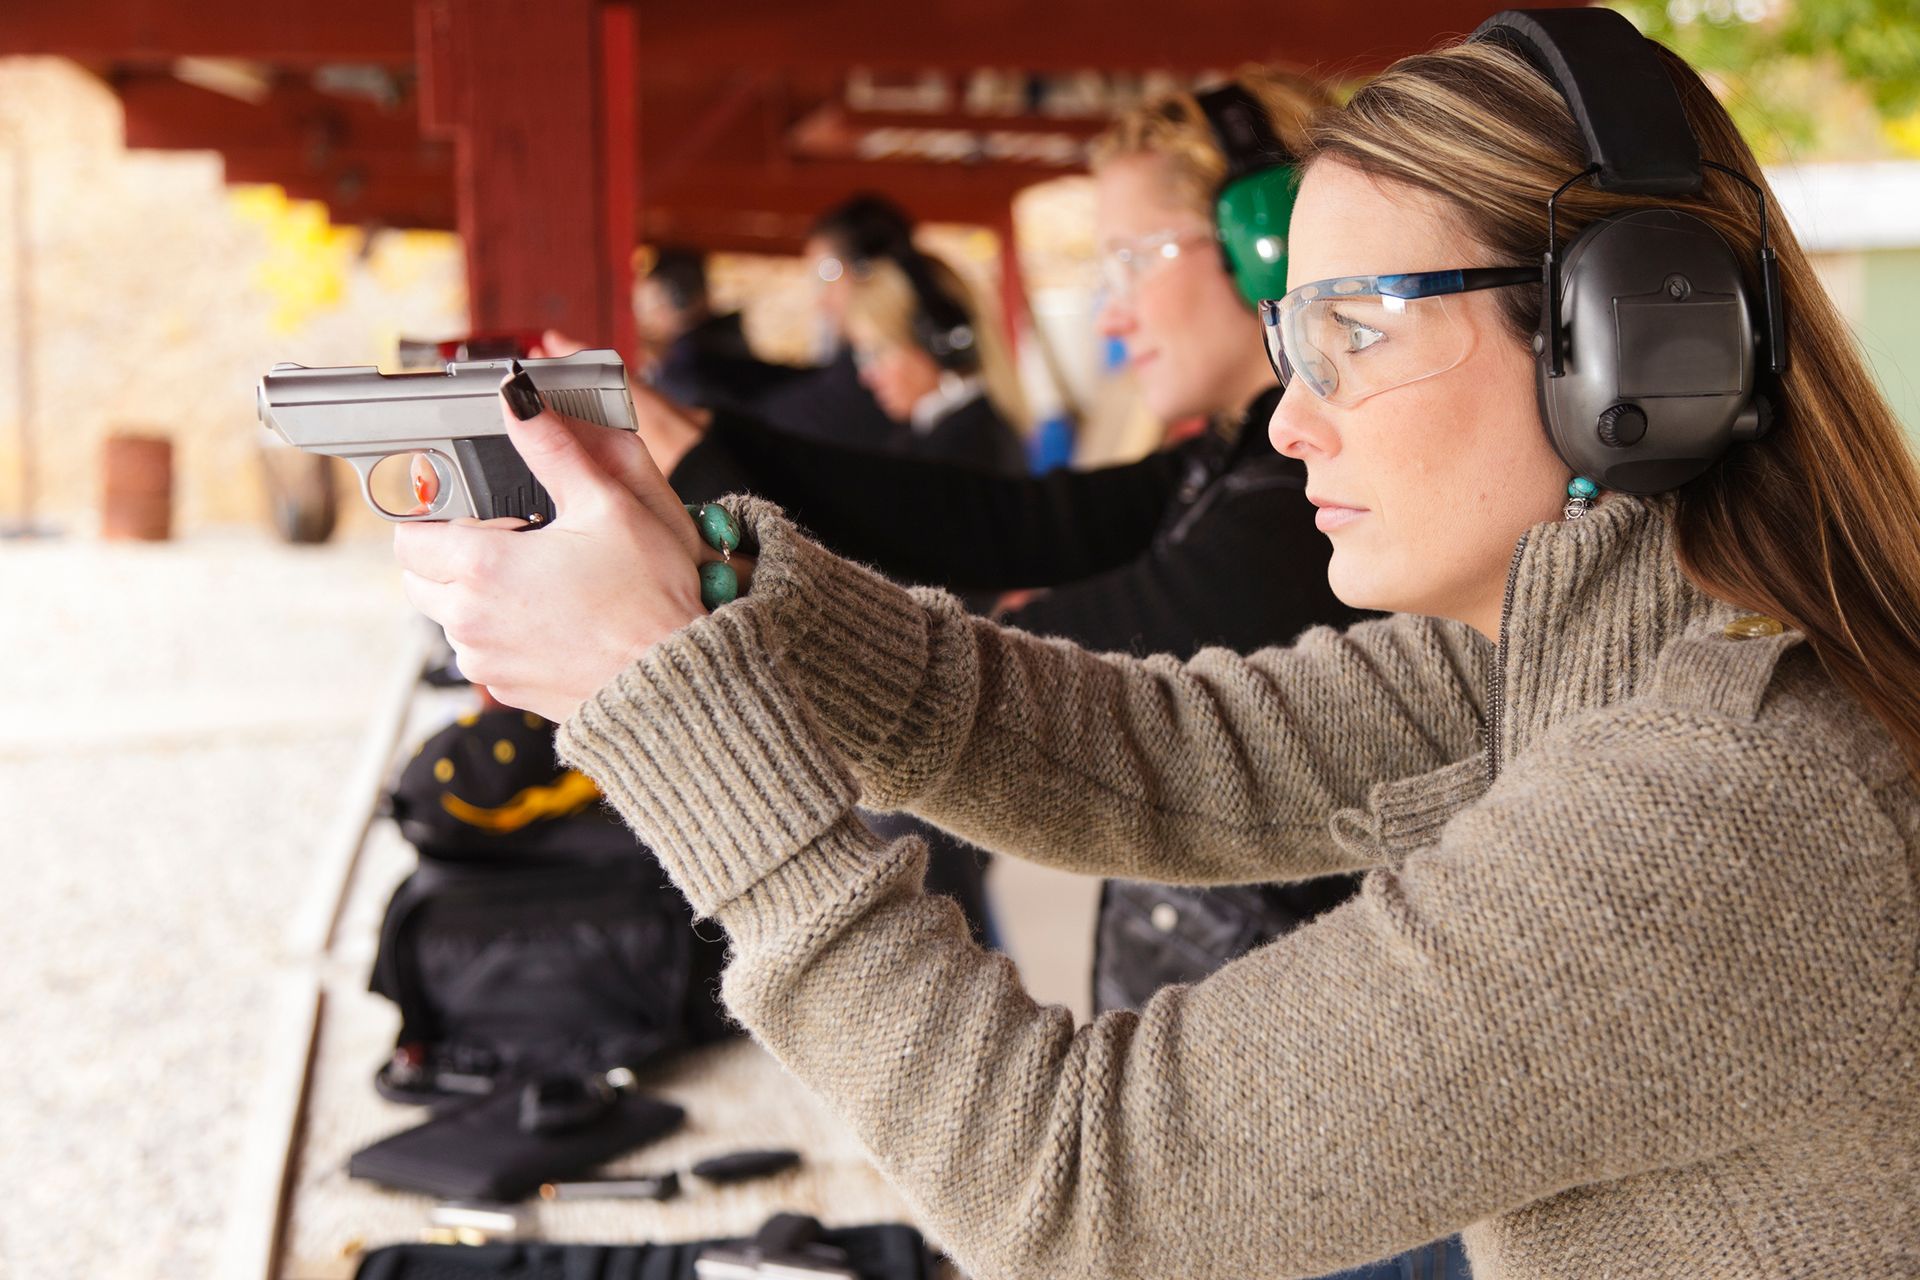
[1485, 531, 1529, 785]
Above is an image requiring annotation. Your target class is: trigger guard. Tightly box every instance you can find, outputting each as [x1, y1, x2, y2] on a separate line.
[350, 451, 466, 522]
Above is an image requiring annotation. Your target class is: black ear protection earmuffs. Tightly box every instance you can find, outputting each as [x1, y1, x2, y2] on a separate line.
[1195, 84, 1299, 310]
[1471, 8, 1789, 495]
[896, 252, 981, 374]
[841, 242, 979, 375]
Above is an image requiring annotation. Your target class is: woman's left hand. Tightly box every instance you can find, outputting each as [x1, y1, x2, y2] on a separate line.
[393, 383, 749, 722]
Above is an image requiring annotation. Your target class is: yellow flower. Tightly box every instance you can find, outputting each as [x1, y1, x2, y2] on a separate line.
[230, 185, 362, 333]
[1886, 107, 1920, 159]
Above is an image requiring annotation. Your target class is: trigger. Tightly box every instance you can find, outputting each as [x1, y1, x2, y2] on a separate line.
[411, 454, 441, 507]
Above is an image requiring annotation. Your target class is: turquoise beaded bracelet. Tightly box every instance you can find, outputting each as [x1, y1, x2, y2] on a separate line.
[686, 503, 742, 610]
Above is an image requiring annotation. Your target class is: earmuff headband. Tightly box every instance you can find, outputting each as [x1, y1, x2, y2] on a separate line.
[893, 250, 979, 373]
[1468, 9, 1787, 494]
[1195, 84, 1299, 309]
[1471, 9, 1702, 197]
[1195, 84, 1294, 183]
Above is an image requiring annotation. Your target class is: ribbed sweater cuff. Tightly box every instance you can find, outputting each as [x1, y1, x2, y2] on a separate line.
[1331, 754, 1491, 864]
[697, 495, 979, 803]
[558, 494, 977, 913]
[714, 813, 925, 952]
[557, 598, 860, 918]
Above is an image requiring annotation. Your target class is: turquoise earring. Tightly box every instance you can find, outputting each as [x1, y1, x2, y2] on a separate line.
[1564, 477, 1599, 521]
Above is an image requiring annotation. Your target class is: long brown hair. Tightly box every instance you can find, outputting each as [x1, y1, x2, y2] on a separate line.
[1307, 40, 1920, 775]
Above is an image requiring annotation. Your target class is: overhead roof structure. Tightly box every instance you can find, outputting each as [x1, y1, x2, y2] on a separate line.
[5, 0, 1583, 356]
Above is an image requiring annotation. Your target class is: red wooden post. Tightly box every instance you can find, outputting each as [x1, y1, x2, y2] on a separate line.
[417, 0, 637, 356]
[599, 2, 640, 365]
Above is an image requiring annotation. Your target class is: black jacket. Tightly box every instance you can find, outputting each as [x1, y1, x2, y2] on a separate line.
[749, 348, 902, 452]
[650, 312, 807, 416]
[675, 388, 1362, 655]
[671, 389, 1370, 1013]
[899, 391, 1027, 477]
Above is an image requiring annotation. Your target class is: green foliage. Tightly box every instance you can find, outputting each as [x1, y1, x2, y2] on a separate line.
[1608, 0, 1920, 160]
[1778, 0, 1920, 116]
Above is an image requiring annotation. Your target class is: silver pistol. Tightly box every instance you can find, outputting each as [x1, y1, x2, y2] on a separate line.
[256, 350, 638, 523]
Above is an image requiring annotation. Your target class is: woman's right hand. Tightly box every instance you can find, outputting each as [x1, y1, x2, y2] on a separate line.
[393, 383, 749, 723]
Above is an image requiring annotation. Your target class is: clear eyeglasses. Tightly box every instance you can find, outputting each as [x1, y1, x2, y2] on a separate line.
[1259, 266, 1537, 406]
[1098, 228, 1217, 300]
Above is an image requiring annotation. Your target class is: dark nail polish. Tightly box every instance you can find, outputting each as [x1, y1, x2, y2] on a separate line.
[501, 361, 543, 420]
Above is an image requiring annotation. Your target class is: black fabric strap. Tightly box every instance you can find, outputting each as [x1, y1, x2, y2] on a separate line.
[1472, 8, 1702, 196]
[1195, 84, 1293, 185]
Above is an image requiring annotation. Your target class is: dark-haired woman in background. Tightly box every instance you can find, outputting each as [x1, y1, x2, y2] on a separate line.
[753, 194, 919, 451]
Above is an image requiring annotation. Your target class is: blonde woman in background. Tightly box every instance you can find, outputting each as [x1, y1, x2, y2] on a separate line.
[842, 249, 1029, 474]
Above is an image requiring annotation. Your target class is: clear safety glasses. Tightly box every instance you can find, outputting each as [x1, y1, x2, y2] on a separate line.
[1098, 228, 1216, 300]
[1259, 267, 1537, 406]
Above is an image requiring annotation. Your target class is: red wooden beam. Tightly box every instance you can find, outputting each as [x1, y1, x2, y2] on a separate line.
[599, 2, 640, 362]
[640, 208, 815, 256]
[1, 0, 413, 63]
[115, 73, 436, 159]
[217, 147, 452, 186]
[627, 0, 1587, 74]
[656, 160, 1045, 216]
[202, 160, 1019, 247]
[114, 69, 740, 168]
[994, 208, 1026, 372]
[133, 127, 1039, 231]
[10, 0, 1586, 73]
[251, 171, 458, 230]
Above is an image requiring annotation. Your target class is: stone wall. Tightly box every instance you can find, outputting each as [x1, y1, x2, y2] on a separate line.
[0, 59, 472, 536]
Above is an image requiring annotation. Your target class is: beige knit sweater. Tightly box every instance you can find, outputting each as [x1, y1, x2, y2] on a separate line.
[559, 494, 1919, 1279]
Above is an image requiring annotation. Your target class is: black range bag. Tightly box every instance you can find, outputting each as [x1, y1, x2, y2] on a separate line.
[372, 709, 736, 1105]
[348, 1077, 687, 1201]
[352, 1216, 944, 1280]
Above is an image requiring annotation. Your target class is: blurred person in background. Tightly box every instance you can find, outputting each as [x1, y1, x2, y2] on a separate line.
[844, 250, 1029, 473]
[750, 194, 919, 450]
[658, 72, 1358, 665]
[634, 246, 805, 414]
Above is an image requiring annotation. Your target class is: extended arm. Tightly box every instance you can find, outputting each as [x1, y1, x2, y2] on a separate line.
[618, 497, 1486, 888]
[670, 409, 1184, 591]
[560, 590, 1905, 1280]
[999, 457, 1367, 655]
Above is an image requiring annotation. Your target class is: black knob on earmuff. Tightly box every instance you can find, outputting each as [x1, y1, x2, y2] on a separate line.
[1596, 403, 1648, 449]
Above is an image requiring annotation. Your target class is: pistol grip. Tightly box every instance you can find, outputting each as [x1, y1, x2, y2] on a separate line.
[454, 437, 556, 525]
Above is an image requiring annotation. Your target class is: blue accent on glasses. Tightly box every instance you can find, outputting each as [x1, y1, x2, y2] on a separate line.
[1257, 265, 1538, 392]
[1280, 265, 1540, 306]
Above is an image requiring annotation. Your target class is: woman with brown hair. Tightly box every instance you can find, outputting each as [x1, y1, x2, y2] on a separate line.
[396, 11, 1920, 1277]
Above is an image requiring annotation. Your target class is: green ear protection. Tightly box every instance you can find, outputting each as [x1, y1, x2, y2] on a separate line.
[1196, 84, 1299, 309]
